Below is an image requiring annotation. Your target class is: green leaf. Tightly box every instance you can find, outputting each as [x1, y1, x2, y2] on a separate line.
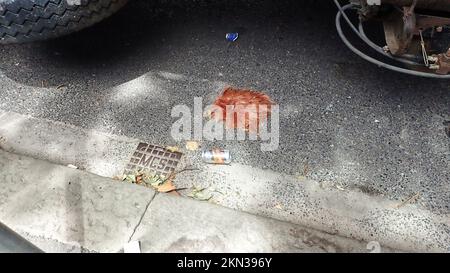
[188, 186, 213, 201]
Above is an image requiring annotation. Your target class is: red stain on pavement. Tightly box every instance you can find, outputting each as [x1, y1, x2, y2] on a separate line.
[211, 87, 275, 132]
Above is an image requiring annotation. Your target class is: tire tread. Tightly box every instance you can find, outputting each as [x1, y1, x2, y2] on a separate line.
[0, 0, 127, 43]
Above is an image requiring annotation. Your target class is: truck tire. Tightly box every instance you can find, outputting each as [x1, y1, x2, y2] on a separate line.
[0, 0, 128, 44]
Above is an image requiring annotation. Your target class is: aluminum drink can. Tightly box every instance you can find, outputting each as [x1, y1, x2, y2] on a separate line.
[202, 149, 231, 164]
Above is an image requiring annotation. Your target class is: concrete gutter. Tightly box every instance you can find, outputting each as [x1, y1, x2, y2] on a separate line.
[0, 149, 373, 253]
[0, 110, 448, 252]
[0, 110, 138, 178]
[173, 164, 450, 252]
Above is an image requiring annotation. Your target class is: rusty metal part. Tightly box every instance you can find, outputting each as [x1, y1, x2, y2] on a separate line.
[382, 0, 450, 13]
[403, 0, 418, 33]
[431, 48, 450, 74]
[353, 0, 380, 20]
[416, 14, 450, 32]
[381, 0, 450, 57]
[336, 2, 450, 77]
[383, 8, 415, 55]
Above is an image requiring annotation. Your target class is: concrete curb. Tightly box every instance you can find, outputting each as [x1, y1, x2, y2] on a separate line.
[130, 192, 377, 253]
[174, 164, 450, 252]
[0, 110, 138, 178]
[0, 150, 155, 253]
[0, 149, 374, 253]
[0, 110, 448, 252]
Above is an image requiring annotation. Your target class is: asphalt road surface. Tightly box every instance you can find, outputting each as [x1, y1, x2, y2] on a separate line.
[0, 0, 449, 214]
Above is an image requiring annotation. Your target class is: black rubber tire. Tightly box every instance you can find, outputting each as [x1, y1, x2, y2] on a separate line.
[0, 0, 128, 44]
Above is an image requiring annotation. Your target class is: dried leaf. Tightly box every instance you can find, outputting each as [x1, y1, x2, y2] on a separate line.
[297, 175, 307, 181]
[188, 186, 213, 201]
[142, 174, 165, 187]
[136, 174, 144, 185]
[303, 163, 309, 176]
[395, 193, 420, 209]
[139, 173, 180, 196]
[123, 174, 137, 184]
[166, 146, 180, 153]
[156, 179, 179, 196]
[120, 169, 182, 196]
[185, 141, 200, 151]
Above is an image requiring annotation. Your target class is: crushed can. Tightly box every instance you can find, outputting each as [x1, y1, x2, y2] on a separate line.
[225, 32, 239, 42]
[202, 149, 231, 164]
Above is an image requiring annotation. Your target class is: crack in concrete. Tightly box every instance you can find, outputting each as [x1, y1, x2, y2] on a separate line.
[127, 192, 158, 243]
